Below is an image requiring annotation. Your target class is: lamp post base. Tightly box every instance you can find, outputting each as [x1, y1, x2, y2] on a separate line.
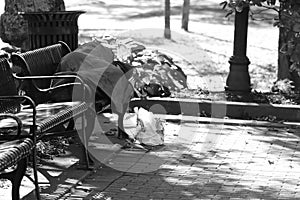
[225, 56, 251, 93]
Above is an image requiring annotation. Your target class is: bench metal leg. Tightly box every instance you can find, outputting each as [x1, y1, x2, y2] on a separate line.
[11, 158, 27, 200]
[117, 102, 130, 140]
[31, 146, 41, 200]
[0, 157, 27, 200]
[77, 109, 95, 170]
[82, 111, 90, 169]
[117, 112, 127, 139]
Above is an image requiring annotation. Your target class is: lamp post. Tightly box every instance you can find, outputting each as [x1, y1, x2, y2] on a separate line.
[226, 5, 251, 92]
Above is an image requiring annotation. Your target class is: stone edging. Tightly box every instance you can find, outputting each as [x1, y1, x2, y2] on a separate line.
[129, 97, 300, 123]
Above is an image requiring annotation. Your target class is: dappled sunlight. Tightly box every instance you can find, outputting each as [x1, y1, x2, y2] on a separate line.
[67, 0, 278, 91]
[1, 0, 297, 199]
[153, 122, 300, 199]
[54, 116, 300, 199]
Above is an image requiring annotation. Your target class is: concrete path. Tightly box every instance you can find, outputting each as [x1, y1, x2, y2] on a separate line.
[64, 0, 278, 92]
[2, 1, 293, 199]
[51, 113, 300, 200]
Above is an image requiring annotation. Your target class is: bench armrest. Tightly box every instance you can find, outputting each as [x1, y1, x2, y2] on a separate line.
[0, 95, 37, 139]
[13, 73, 87, 100]
[0, 113, 23, 139]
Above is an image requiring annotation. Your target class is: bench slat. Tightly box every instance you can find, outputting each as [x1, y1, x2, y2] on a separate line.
[0, 138, 33, 171]
[11, 41, 71, 103]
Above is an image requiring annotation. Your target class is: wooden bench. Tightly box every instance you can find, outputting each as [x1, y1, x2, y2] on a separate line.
[0, 50, 91, 199]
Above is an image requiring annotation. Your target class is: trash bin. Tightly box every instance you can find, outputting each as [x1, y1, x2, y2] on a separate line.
[22, 11, 85, 50]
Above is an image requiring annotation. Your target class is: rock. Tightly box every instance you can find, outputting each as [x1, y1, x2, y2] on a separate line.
[33, 0, 65, 12]
[0, 37, 20, 57]
[0, 0, 65, 50]
[0, 13, 27, 48]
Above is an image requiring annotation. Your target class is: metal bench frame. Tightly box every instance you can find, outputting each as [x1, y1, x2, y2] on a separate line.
[11, 41, 72, 104]
[0, 113, 35, 200]
[11, 42, 94, 163]
[11, 41, 119, 138]
[0, 44, 91, 199]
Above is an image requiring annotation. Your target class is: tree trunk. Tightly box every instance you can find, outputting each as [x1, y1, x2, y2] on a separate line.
[277, 26, 291, 80]
[277, 1, 300, 89]
[181, 0, 190, 31]
[164, 0, 171, 39]
[277, 2, 291, 81]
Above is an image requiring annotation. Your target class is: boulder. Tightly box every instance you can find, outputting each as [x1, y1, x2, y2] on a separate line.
[0, 0, 65, 50]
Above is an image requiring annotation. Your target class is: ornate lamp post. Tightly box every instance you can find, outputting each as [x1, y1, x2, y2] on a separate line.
[226, 5, 251, 92]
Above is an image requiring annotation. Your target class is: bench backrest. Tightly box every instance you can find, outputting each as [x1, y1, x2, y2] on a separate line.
[11, 41, 71, 103]
[0, 58, 21, 113]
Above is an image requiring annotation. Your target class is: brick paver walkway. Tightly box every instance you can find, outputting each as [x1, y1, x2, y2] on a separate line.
[60, 114, 300, 200]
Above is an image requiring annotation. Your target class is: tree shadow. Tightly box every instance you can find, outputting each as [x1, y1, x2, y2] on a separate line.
[242, 125, 300, 183]
[76, 134, 296, 199]
[115, 3, 277, 28]
[34, 114, 297, 199]
[123, 5, 232, 25]
[74, 0, 277, 28]
[256, 126, 300, 158]
[22, 143, 90, 200]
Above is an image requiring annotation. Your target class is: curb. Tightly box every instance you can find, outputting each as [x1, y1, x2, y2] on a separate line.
[130, 97, 300, 122]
